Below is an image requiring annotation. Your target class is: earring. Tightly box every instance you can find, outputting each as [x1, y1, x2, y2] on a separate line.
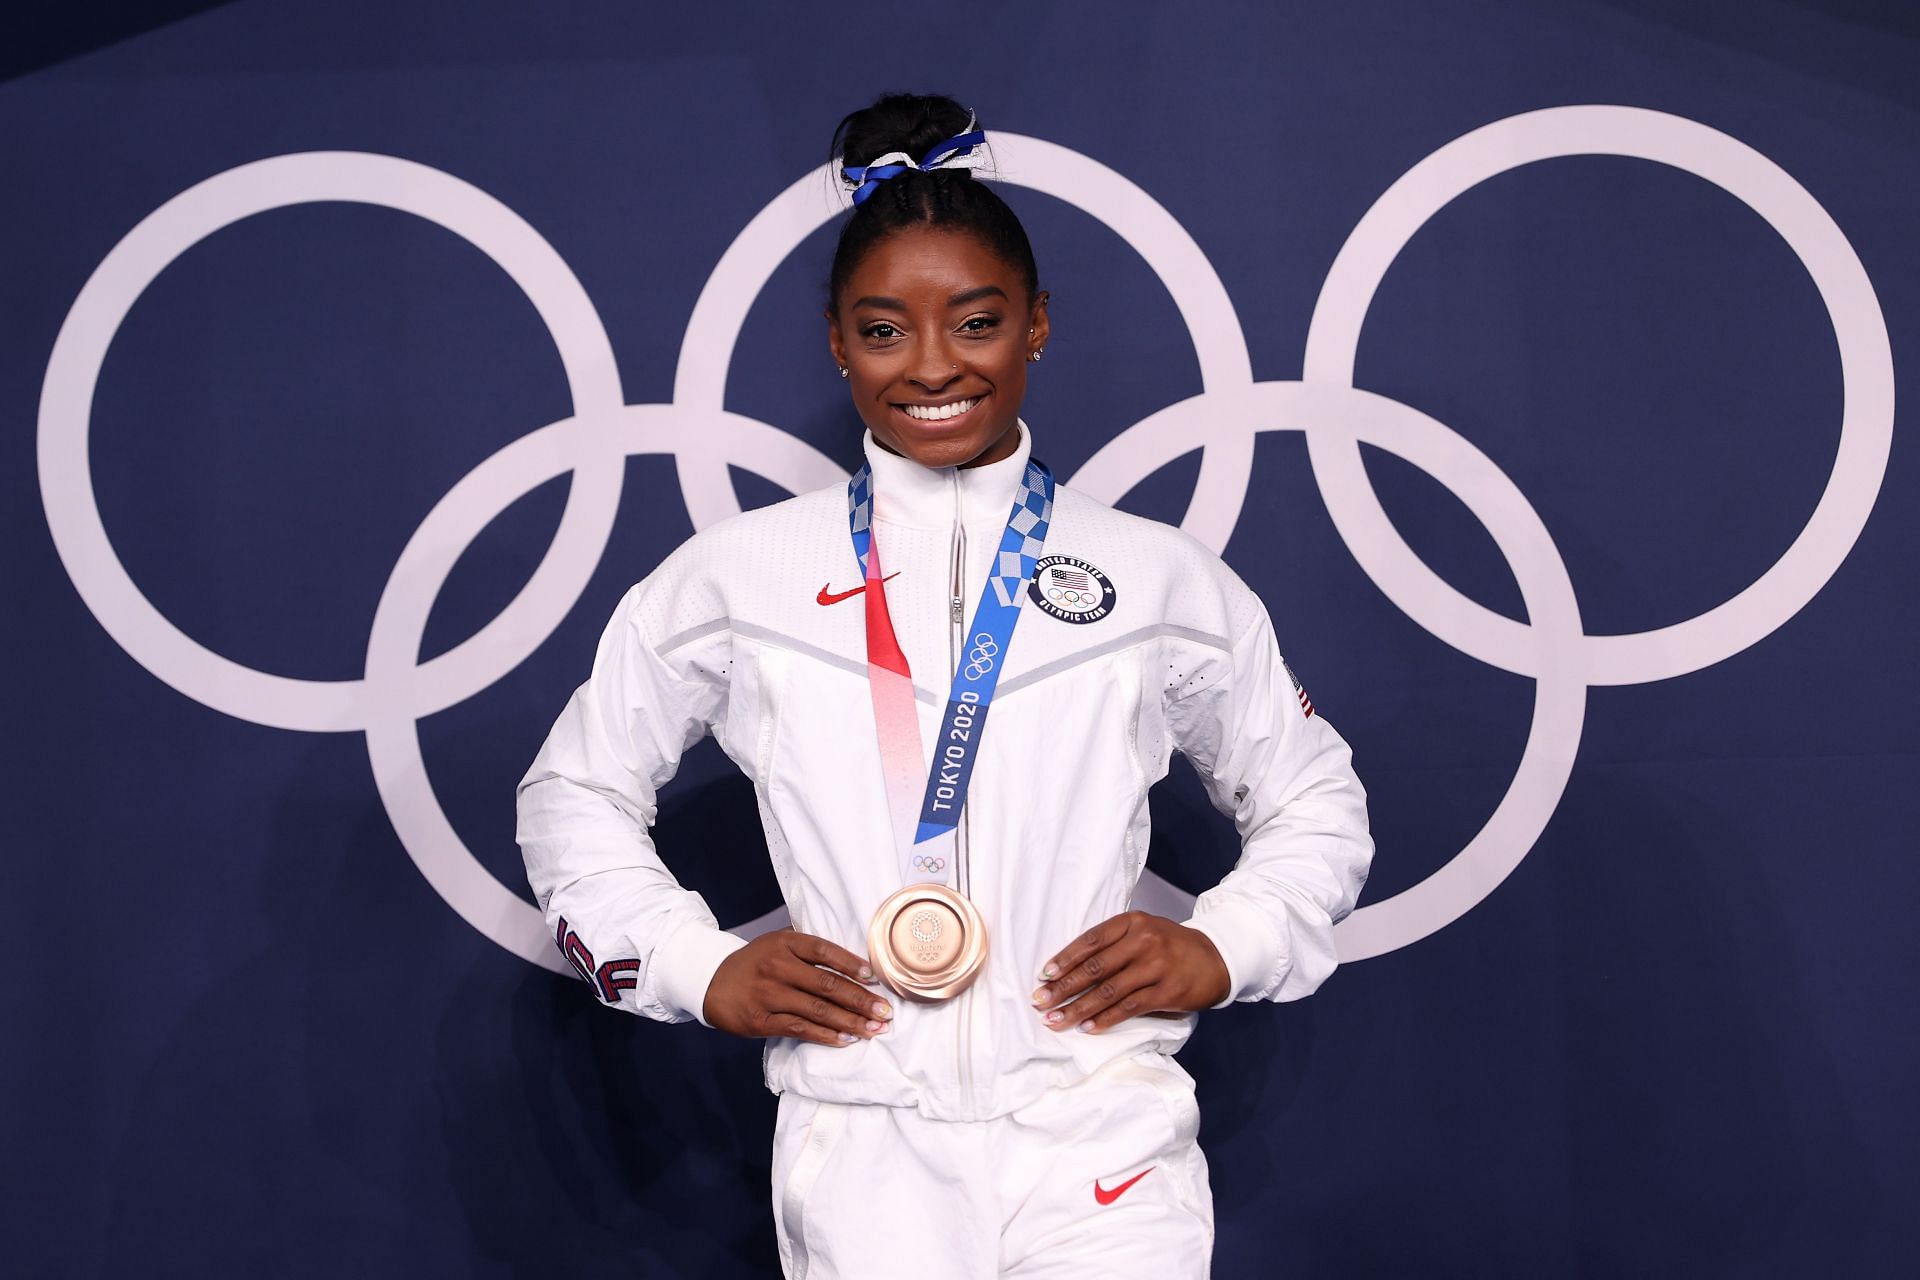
[838, 366, 848, 378]
[1029, 348, 1044, 362]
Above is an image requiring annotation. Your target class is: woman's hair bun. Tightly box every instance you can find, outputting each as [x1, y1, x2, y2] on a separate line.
[831, 93, 979, 174]
[823, 91, 1039, 312]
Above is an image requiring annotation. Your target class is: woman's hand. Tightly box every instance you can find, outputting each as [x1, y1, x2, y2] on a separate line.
[703, 928, 894, 1046]
[1031, 911, 1232, 1033]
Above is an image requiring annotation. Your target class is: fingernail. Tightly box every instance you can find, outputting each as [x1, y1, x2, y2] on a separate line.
[1041, 964, 1059, 980]
[837, 1031, 856, 1044]
[1078, 1019, 1095, 1033]
[858, 966, 875, 982]
[1031, 987, 1052, 1006]
[872, 1001, 892, 1019]
[865, 1020, 884, 1033]
[1045, 1010, 1064, 1024]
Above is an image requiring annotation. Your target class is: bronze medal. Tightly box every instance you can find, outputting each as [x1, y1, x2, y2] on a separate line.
[867, 882, 988, 1002]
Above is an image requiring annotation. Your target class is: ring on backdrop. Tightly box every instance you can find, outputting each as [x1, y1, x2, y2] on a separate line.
[37, 107, 1893, 975]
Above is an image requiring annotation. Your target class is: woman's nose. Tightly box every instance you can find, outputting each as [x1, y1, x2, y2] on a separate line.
[907, 334, 961, 390]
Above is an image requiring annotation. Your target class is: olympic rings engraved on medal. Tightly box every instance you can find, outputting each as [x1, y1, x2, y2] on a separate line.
[963, 633, 999, 681]
[38, 108, 1891, 973]
[910, 854, 947, 874]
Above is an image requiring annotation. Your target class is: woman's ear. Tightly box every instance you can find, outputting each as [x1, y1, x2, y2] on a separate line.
[1029, 290, 1052, 355]
[825, 308, 848, 372]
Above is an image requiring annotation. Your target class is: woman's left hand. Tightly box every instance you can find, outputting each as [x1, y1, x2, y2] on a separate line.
[1031, 911, 1232, 1033]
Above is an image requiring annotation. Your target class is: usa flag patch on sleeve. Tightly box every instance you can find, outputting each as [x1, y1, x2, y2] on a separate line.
[1282, 658, 1314, 719]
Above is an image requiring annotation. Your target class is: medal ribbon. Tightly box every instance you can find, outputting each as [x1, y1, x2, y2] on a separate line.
[847, 458, 1055, 883]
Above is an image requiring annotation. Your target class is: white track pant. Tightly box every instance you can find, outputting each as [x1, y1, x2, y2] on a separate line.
[771, 1051, 1215, 1279]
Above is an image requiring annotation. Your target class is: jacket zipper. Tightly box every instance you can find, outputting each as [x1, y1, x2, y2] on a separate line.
[947, 471, 976, 1111]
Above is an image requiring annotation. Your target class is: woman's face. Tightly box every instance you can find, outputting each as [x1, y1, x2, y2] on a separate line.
[826, 225, 1049, 470]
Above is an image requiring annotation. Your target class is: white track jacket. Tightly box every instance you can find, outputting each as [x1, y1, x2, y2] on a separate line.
[516, 421, 1372, 1123]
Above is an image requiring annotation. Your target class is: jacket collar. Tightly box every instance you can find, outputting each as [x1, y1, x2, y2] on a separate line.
[862, 418, 1035, 531]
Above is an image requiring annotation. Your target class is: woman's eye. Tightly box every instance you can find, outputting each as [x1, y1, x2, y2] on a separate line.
[861, 322, 901, 340]
[959, 315, 1000, 334]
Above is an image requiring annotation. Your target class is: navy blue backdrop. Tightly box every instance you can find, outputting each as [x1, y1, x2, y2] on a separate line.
[4, 2, 1915, 1275]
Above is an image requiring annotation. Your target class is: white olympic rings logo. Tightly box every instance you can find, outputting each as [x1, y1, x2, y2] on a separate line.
[964, 634, 1000, 681]
[36, 107, 1892, 976]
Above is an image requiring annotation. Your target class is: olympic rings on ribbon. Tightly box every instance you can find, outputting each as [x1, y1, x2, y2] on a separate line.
[37, 109, 1891, 974]
[910, 854, 947, 874]
[963, 634, 999, 681]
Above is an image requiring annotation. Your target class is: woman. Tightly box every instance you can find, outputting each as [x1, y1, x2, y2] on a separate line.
[517, 93, 1372, 1278]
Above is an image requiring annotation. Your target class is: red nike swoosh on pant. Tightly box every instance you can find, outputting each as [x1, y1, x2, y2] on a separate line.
[1093, 1167, 1154, 1205]
[816, 572, 899, 606]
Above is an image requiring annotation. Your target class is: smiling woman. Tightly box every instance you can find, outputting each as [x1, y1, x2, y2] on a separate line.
[829, 226, 1046, 470]
[824, 96, 1051, 472]
[516, 90, 1373, 1280]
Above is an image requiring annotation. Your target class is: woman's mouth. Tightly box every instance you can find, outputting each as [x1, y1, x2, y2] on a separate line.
[893, 394, 985, 427]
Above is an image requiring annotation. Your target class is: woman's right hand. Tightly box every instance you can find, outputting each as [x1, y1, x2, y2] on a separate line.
[702, 928, 894, 1045]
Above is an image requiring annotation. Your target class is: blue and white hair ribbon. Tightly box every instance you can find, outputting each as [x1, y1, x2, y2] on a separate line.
[842, 112, 989, 206]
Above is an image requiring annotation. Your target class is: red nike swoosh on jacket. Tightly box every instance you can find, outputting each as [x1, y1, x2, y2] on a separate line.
[1093, 1167, 1155, 1205]
[816, 572, 899, 606]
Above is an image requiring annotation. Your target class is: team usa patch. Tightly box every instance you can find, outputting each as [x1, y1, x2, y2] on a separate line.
[1029, 555, 1116, 624]
[1282, 658, 1315, 719]
[553, 915, 641, 1004]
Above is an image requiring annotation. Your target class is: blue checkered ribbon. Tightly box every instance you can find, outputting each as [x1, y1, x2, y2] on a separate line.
[847, 464, 876, 574]
[846, 458, 1055, 844]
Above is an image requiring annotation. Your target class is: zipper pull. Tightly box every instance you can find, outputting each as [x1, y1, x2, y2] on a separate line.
[950, 596, 964, 624]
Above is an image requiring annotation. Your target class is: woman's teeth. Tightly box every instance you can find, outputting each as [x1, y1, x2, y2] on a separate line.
[900, 397, 980, 422]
